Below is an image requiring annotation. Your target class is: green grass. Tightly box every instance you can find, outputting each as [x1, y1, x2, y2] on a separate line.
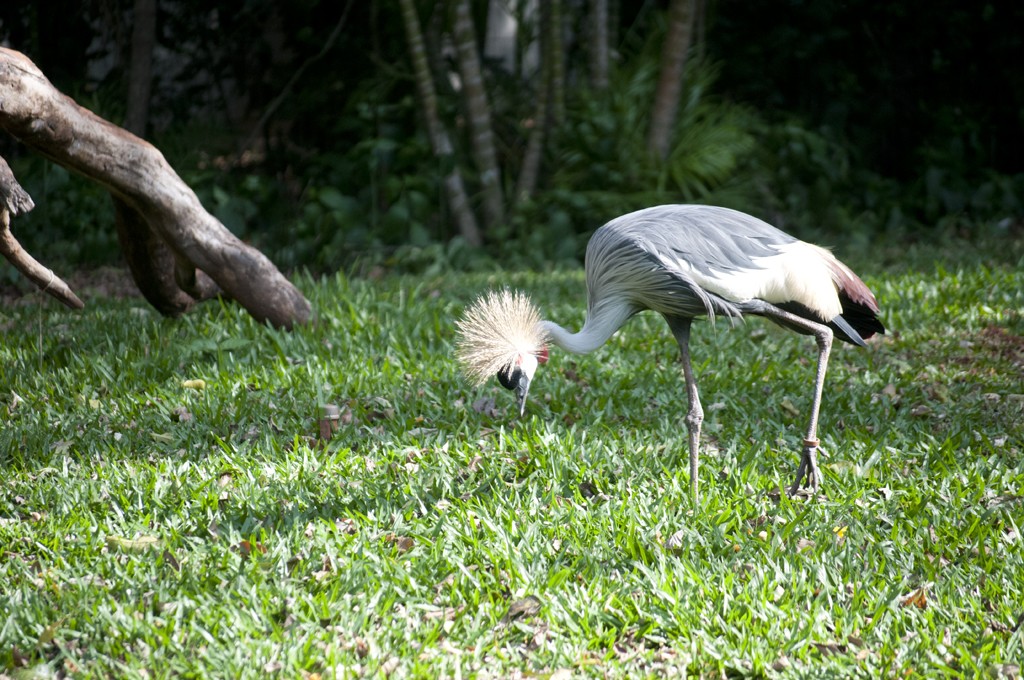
[1, 241, 1023, 678]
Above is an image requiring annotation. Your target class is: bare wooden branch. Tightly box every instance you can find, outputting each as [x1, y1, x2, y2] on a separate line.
[0, 154, 83, 308]
[0, 154, 34, 216]
[0, 48, 311, 329]
[0, 221, 84, 310]
[112, 196, 209, 316]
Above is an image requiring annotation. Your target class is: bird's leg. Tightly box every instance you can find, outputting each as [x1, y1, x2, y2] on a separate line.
[790, 327, 832, 495]
[740, 301, 834, 496]
[667, 317, 703, 501]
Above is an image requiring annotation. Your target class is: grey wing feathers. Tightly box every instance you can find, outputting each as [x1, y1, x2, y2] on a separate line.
[612, 205, 796, 279]
[586, 205, 796, 321]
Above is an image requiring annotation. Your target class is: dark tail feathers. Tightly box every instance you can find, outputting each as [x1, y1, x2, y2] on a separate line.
[775, 297, 886, 347]
[834, 294, 886, 346]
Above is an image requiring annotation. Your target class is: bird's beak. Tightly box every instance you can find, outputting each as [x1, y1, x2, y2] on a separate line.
[514, 371, 531, 417]
[515, 353, 539, 417]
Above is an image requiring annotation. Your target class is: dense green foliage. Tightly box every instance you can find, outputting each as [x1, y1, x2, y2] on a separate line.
[712, 0, 1024, 235]
[2, 238, 1022, 677]
[712, 0, 1024, 179]
[1, 0, 1021, 277]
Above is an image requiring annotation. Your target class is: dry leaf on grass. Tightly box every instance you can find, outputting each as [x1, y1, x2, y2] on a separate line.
[234, 540, 267, 559]
[162, 549, 181, 572]
[874, 383, 900, 405]
[334, 518, 358, 535]
[813, 641, 847, 656]
[500, 595, 542, 624]
[423, 606, 464, 621]
[384, 534, 415, 552]
[170, 405, 192, 422]
[665, 529, 688, 553]
[899, 585, 929, 609]
[380, 657, 400, 676]
[780, 398, 801, 417]
[986, 664, 1020, 679]
[312, 554, 334, 582]
[471, 397, 499, 417]
[364, 397, 395, 422]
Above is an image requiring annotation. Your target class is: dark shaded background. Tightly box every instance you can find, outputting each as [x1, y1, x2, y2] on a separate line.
[1, 0, 1022, 273]
[710, 0, 1024, 178]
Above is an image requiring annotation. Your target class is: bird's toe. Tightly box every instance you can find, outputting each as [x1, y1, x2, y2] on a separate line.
[785, 443, 827, 499]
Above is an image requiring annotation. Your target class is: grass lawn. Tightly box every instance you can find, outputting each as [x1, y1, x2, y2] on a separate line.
[1, 236, 1022, 678]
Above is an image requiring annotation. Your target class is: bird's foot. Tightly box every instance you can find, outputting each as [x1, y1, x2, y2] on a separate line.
[787, 440, 824, 499]
[787, 485, 819, 500]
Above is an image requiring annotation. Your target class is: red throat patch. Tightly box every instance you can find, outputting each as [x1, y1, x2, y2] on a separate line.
[516, 348, 549, 366]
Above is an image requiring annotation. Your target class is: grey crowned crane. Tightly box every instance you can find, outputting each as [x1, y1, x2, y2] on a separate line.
[456, 204, 885, 499]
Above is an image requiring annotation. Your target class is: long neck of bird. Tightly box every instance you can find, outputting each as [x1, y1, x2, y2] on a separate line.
[540, 301, 634, 355]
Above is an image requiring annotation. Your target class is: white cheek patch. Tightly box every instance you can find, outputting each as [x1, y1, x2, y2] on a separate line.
[518, 353, 539, 382]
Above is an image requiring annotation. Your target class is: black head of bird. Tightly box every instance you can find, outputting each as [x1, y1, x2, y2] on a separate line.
[456, 204, 885, 500]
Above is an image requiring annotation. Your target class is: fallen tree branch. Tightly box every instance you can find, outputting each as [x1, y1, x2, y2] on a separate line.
[0, 48, 311, 328]
[111, 195, 216, 316]
[0, 154, 83, 309]
[0, 154, 34, 216]
[0, 211, 85, 310]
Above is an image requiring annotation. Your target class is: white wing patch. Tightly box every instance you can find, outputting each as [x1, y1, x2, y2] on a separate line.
[669, 241, 843, 320]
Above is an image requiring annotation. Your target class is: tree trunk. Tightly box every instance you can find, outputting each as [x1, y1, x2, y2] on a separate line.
[694, 0, 707, 61]
[647, 0, 695, 159]
[452, 0, 505, 232]
[514, 0, 552, 205]
[548, 0, 566, 126]
[398, 0, 482, 247]
[124, 0, 157, 137]
[0, 48, 311, 328]
[589, 0, 609, 91]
